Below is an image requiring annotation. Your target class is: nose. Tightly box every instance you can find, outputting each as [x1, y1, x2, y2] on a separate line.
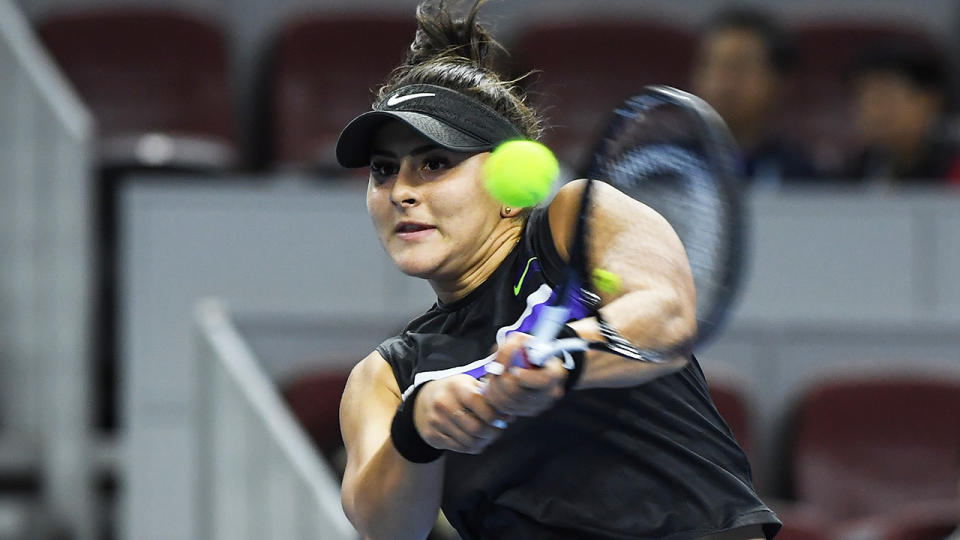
[390, 160, 421, 208]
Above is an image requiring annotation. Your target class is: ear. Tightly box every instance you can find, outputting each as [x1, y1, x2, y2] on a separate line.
[500, 206, 523, 218]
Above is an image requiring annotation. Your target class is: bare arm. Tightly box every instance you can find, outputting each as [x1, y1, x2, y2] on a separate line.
[481, 179, 697, 416]
[340, 352, 507, 539]
[549, 179, 697, 388]
[339, 352, 443, 540]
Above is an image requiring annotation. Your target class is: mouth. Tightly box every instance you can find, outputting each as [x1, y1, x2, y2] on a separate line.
[394, 221, 437, 238]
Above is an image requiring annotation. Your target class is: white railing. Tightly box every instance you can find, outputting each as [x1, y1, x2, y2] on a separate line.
[195, 299, 357, 540]
[0, 0, 95, 539]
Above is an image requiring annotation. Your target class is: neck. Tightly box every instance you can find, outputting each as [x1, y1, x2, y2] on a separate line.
[431, 221, 523, 304]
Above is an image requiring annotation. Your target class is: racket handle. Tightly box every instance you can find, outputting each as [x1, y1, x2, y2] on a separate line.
[483, 349, 532, 375]
[530, 305, 570, 345]
[484, 337, 588, 376]
[527, 337, 588, 366]
[482, 304, 577, 376]
[482, 349, 533, 375]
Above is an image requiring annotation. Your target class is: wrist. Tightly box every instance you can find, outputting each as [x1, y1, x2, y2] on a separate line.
[566, 317, 603, 343]
[590, 312, 674, 363]
[390, 383, 444, 463]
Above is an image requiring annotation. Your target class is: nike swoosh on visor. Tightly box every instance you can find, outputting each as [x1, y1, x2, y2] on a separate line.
[386, 92, 436, 106]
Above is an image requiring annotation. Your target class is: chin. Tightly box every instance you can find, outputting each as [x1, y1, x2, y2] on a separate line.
[391, 254, 440, 279]
[384, 237, 446, 278]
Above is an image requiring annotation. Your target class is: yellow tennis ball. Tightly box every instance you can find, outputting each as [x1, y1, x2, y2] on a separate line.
[483, 140, 560, 207]
[591, 268, 622, 294]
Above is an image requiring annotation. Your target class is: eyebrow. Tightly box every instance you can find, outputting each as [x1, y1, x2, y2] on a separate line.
[369, 143, 441, 159]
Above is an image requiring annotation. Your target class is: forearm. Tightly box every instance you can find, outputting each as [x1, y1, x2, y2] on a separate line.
[574, 344, 688, 389]
[599, 286, 696, 349]
[567, 287, 694, 390]
[343, 439, 444, 540]
[340, 354, 445, 540]
[545, 181, 697, 390]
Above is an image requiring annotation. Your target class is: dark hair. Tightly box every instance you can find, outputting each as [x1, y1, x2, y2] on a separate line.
[703, 6, 797, 75]
[375, 0, 543, 140]
[849, 39, 950, 93]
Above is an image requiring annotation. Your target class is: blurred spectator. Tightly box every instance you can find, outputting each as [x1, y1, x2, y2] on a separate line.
[692, 7, 820, 188]
[844, 40, 960, 185]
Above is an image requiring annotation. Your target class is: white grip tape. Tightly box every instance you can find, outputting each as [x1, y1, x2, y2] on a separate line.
[484, 362, 505, 376]
[530, 305, 570, 345]
[527, 337, 589, 366]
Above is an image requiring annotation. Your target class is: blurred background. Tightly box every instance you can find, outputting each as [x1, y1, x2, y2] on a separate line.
[2, 0, 960, 539]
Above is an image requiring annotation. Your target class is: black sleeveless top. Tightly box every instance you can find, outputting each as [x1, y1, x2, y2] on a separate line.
[377, 208, 781, 540]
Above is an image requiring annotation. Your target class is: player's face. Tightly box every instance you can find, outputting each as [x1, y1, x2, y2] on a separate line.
[366, 121, 503, 282]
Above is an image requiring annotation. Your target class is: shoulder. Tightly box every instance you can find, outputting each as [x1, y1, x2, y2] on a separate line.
[343, 350, 401, 405]
[375, 307, 453, 392]
[546, 179, 680, 259]
[377, 307, 440, 368]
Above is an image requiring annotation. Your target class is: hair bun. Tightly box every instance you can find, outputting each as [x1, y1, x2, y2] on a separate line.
[375, 0, 543, 141]
[407, 0, 496, 69]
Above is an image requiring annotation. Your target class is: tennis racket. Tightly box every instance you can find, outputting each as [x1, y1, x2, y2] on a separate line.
[488, 86, 745, 374]
[585, 85, 745, 348]
[487, 85, 743, 372]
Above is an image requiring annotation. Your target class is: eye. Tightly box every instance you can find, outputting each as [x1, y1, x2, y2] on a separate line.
[420, 155, 450, 173]
[370, 160, 398, 179]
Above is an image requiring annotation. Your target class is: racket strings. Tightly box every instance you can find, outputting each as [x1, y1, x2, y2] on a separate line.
[586, 87, 745, 347]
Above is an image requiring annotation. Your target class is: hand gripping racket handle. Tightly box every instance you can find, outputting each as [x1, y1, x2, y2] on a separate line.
[490, 176, 596, 373]
[526, 337, 589, 366]
[525, 304, 575, 366]
[479, 260, 590, 434]
[484, 337, 587, 377]
[484, 304, 587, 378]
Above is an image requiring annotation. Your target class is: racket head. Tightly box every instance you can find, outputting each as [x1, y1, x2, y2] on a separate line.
[585, 85, 746, 348]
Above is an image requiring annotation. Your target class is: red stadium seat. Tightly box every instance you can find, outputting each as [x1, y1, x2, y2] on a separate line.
[268, 14, 416, 171]
[772, 501, 834, 540]
[775, 526, 831, 540]
[842, 499, 959, 540]
[776, 518, 833, 540]
[282, 369, 352, 455]
[880, 513, 958, 540]
[706, 374, 754, 459]
[782, 21, 945, 174]
[37, 7, 239, 170]
[509, 20, 697, 170]
[791, 375, 960, 522]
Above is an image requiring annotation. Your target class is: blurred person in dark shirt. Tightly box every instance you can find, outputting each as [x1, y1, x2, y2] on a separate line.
[692, 7, 820, 189]
[845, 40, 960, 186]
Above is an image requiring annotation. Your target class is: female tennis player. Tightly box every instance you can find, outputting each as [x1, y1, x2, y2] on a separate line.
[337, 1, 780, 538]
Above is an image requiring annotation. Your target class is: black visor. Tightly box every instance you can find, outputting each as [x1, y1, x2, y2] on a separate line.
[335, 84, 524, 168]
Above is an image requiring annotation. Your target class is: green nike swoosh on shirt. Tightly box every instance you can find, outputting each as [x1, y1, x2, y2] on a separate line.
[514, 257, 538, 296]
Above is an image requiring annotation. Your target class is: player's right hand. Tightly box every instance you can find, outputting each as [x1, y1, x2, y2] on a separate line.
[412, 375, 513, 454]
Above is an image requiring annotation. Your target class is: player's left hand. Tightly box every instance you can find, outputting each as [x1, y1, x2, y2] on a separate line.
[482, 332, 568, 417]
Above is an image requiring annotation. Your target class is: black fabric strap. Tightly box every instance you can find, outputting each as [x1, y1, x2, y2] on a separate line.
[557, 324, 586, 392]
[390, 383, 444, 463]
